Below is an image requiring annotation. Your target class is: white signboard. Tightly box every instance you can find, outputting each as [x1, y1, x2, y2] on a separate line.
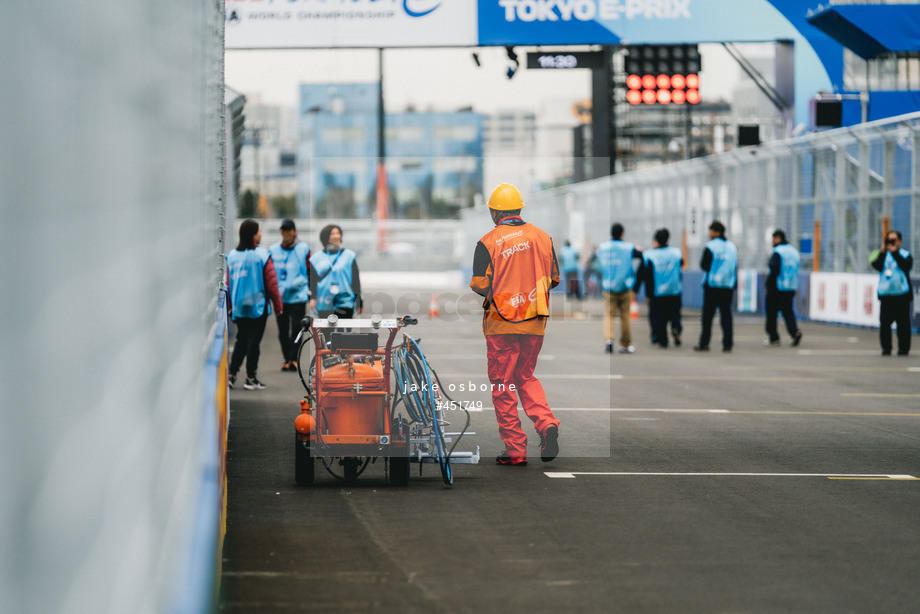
[225, 0, 478, 49]
[736, 269, 758, 313]
[809, 272, 879, 327]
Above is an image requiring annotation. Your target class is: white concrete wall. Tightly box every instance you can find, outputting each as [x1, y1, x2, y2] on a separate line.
[0, 2, 226, 613]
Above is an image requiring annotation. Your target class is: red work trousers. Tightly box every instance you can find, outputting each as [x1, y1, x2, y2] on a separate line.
[485, 334, 559, 458]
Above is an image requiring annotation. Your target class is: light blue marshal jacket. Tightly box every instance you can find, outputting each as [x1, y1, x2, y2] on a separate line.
[227, 247, 271, 319]
[310, 248, 357, 311]
[269, 241, 311, 304]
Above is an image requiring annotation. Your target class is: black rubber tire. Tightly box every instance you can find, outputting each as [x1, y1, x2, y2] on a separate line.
[294, 437, 314, 486]
[388, 455, 410, 486]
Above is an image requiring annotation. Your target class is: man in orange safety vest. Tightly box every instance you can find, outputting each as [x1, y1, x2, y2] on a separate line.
[470, 183, 561, 466]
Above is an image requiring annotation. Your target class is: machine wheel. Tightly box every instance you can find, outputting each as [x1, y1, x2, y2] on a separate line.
[294, 437, 314, 486]
[342, 457, 360, 483]
[388, 456, 410, 486]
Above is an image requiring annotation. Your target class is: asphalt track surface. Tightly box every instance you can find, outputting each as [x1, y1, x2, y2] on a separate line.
[220, 294, 920, 613]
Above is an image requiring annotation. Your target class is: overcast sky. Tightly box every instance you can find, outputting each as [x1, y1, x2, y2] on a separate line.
[225, 44, 748, 115]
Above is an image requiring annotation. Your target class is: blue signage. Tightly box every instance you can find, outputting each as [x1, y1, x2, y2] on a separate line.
[479, 0, 803, 46]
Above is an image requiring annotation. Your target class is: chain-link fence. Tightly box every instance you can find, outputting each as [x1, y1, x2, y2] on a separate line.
[497, 112, 919, 276]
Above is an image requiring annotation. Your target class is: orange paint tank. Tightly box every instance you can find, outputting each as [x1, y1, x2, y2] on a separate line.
[317, 360, 387, 437]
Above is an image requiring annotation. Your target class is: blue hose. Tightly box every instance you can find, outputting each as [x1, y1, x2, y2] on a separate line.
[393, 337, 453, 485]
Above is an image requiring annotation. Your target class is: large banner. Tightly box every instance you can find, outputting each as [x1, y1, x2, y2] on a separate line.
[226, 0, 804, 49]
[476, 0, 802, 46]
[225, 0, 478, 49]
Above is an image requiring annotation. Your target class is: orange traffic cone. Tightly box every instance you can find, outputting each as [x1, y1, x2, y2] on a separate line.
[428, 294, 440, 319]
[630, 296, 639, 319]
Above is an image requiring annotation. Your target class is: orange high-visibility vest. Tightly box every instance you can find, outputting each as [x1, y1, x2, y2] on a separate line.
[480, 222, 555, 322]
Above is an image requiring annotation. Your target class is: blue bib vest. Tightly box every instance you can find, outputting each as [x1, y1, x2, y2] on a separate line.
[598, 240, 638, 293]
[560, 245, 579, 274]
[703, 238, 738, 289]
[878, 249, 911, 296]
[311, 248, 356, 311]
[773, 243, 800, 292]
[269, 241, 310, 304]
[227, 247, 270, 319]
[645, 246, 682, 297]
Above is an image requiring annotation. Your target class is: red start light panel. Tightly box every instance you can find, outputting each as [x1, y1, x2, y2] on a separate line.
[627, 73, 700, 106]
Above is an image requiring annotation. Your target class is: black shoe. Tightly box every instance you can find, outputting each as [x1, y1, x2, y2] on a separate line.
[792, 330, 803, 346]
[540, 426, 559, 462]
[672, 331, 682, 347]
[722, 347, 732, 353]
[496, 451, 527, 466]
[605, 340, 614, 354]
[882, 350, 892, 356]
[693, 345, 709, 352]
[243, 377, 266, 390]
[229, 373, 236, 389]
[897, 351, 909, 356]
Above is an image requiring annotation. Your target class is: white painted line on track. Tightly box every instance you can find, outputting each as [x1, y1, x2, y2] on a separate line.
[909, 367, 920, 372]
[545, 472, 918, 480]
[439, 373, 623, 379]
[625, 375, 832, 382]
[723, 365, 915, 373]
[841, 393, 920, 398]
[428, 354, 555, 360]
[539, 373, 622, 379]
[553, 407, 728, 413]
[797, 349, 884, 356]
[501, 407, 920, 417]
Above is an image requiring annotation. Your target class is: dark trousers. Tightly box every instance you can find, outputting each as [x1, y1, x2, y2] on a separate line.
[276, 302, 307, 362]
[649, 295, 682, 346]
[565, 272, 581, 299]
[765, 290, 798, 342]
[699, 287, 734, 350]
[879, 294, 912, 355]
[229, 314, 268, 379]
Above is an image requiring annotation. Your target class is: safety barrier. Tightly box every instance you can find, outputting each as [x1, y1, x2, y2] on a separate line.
[676, 271, 920, 332]
[0, 2, 227, 613]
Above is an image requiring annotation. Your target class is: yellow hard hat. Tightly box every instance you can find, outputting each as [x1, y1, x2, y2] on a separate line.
[488, 183, 525, 210]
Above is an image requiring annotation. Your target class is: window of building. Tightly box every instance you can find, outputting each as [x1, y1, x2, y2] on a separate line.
[844, 49, 920, 91]
[432, 157, 477, 173]
[433, 125, 477, 141]
[385, 126, 424, 141]
[321, 158, 367, 174]
[385, 158, 425, 172]
[322, 127, 366, 142]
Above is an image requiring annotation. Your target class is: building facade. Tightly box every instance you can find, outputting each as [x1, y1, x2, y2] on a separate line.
[297, 83, 484, 219]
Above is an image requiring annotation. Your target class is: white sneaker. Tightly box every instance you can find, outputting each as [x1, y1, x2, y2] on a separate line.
[618, 345, 636, 354]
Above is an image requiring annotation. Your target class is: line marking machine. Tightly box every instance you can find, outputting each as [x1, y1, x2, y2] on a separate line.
[293, 314, 479, 487]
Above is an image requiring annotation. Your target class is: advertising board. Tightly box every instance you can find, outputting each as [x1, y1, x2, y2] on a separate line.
[477, 0, 802, 46]
[809, 272, 879, 328]
[225, 0, 477, 49]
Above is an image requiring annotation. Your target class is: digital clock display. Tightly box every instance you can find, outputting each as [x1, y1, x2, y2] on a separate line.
[525, 51, 605, 70]
[537, 54, 578, 69]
